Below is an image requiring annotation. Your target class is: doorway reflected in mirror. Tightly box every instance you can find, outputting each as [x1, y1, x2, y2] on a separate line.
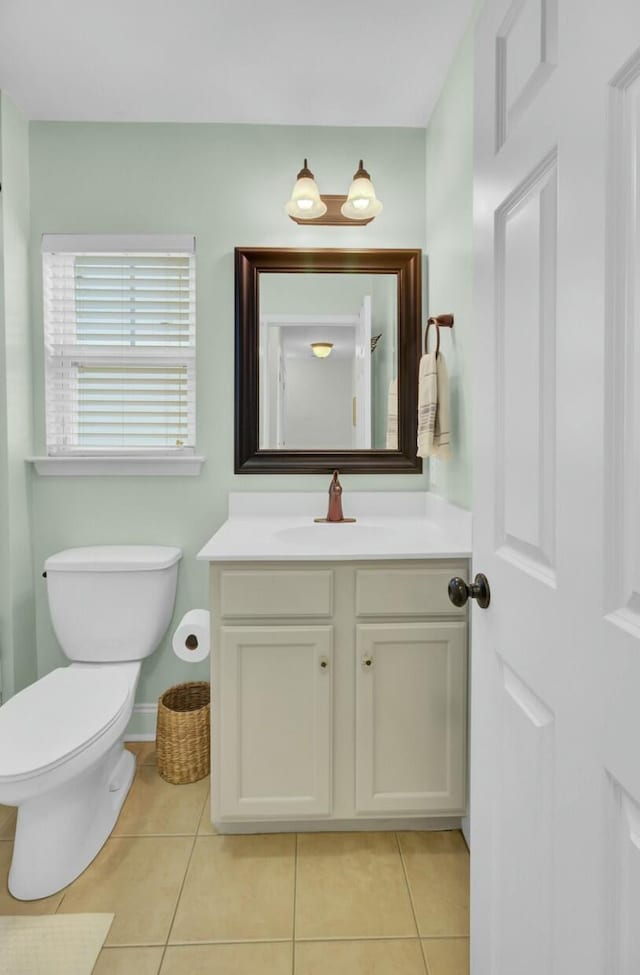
[259, 273, 397, 451]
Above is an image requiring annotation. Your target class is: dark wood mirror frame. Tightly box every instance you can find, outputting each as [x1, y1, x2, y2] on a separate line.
[235, 247, 423, 474]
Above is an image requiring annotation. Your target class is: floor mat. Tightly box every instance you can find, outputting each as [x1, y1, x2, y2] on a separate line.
[0, 913, 114, 975]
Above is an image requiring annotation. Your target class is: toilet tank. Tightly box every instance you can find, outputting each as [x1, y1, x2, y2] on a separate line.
[44, 546, 182, 663]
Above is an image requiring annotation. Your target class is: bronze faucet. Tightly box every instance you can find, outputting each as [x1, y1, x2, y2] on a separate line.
[313, 471, 356, 523]
[326, 470, 344, 522]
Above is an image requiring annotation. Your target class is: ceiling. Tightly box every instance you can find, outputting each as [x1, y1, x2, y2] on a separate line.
[0, 0, 474, 126]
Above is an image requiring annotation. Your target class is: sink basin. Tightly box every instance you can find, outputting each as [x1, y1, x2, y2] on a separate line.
[274, 524, 385, 546]
[197, 492, 473, 562]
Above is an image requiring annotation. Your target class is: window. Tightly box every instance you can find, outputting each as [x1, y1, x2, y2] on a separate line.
[42, 234, 196, 458]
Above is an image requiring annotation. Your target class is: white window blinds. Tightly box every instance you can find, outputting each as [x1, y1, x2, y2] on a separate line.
[42, 236, 196, 455]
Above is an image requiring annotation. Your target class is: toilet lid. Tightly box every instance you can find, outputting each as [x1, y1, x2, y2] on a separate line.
[0, 663, 138, 780]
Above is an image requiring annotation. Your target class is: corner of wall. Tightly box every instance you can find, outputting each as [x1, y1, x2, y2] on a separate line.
[424, 24, 475, 511]
[0, 90, 37, 697]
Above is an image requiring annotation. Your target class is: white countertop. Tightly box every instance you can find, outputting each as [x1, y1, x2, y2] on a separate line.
[197, 492, 471, 562]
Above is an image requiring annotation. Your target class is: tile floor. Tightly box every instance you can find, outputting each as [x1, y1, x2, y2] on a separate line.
[0, 742, 470, 974]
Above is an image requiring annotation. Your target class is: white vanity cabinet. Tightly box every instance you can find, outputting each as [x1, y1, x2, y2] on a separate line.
[210, 558, 468, 831]
[218, 625, 333, 818]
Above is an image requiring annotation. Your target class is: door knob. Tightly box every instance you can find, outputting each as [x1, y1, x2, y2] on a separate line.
[448, 573, 491, 609]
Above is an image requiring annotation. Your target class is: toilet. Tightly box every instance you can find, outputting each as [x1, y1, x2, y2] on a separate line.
[0, 545, 181, 900]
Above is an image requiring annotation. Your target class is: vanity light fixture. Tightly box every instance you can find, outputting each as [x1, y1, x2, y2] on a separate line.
[286, 159, 382, 226]
[285, 159, 327, 221]
[341, 160, 383, 220]
[311, 342, 334, 358]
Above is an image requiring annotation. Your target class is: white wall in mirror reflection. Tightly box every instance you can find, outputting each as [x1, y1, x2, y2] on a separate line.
[259, 273, 397, 450]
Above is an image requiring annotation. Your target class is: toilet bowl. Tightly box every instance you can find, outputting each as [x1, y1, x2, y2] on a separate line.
[0, 545, 181, 900]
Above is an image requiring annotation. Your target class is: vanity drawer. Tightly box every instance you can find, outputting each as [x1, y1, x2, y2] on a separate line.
[355, 565, 466, 618]
[219, 569, 333, 619]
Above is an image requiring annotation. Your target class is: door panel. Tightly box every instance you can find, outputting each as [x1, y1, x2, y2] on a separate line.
[606, 775, 640, 972]
[600, 29, 640, 975]
[353, 294, 372, 448]
[605, 52, 640, 631]
[219, 626, 332, 818]
[492, 660, 554, 975]
[495, 151, 557, 583]
[355, 622, 466, 815]
[496, 0, 557, 149]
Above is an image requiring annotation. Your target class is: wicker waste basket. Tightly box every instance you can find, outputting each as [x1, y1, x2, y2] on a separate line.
[156, 681, 210, 784]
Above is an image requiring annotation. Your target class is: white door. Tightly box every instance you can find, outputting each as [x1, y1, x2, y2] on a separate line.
[355, 621, 467, 815]
[353, 295, 372, 448]
[472, 1, 640, 973]
[218, 625, 332, 819]
[276, 347, 286, 448]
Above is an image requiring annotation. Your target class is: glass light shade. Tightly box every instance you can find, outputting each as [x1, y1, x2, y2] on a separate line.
[341, 160, 383, 220]
[311, 342, 334, 358]
[285, 160, 327, 220]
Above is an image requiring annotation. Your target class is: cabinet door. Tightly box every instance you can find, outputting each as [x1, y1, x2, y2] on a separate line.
[355, 621, 467, 815]
[219, 626, 332, 818]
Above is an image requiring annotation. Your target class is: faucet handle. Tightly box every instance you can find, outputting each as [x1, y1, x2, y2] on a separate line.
[327, 470, 344, 522]
[314, 470, 356, 524]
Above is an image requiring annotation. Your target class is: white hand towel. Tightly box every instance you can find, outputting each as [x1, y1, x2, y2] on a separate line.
[386, 377, 398, 449]
[417, 352, 451, 460]
[434, 351, 451, 460]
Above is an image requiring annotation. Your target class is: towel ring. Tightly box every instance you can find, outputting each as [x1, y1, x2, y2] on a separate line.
[424, 319, 441, 356]
[424, 314, 454, 356]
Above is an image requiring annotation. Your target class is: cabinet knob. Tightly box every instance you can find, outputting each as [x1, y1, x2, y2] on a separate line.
[362, 655, 373, 668]
[319, 657, 329, 670]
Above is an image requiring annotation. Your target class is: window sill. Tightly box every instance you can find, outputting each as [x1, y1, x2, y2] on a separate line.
[28, 455, 205, 476]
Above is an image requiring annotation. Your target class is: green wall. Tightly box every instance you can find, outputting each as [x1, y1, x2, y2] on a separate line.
[27, 122, 428, 718]
[424, 27, 474, 509]
[0, 92, 37, 699]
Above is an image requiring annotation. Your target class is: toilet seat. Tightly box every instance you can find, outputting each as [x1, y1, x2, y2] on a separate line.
[0, 662, 138, 783]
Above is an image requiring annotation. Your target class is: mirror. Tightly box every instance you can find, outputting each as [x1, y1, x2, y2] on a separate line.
[235, 248, 422, 474]
[259, 274, 397, 450]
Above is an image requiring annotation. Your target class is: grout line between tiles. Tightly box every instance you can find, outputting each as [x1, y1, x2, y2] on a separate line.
[113, 831, 203, 838]
[157, 804, 204, 972]
[198, 778, 211, 816]
[164, 938, 293, 946]
[164, 937, 448, 947]
[293, 935, 427, 943]
[164, 936, 432, 946]
[291, 834, 298, 975]
[395, 832, 430, 975]
[160, 936, 458, 949]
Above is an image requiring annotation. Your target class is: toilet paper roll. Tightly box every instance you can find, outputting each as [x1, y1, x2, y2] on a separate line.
[172, 609, 210, 663]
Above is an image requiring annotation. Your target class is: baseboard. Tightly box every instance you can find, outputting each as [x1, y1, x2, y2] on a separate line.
[125, 703, 157, 741]
[461, 814, 470, 849]
[215, 816, 463, 834]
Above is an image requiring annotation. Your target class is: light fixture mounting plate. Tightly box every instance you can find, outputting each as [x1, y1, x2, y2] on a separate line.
[288, 194, 374, 226]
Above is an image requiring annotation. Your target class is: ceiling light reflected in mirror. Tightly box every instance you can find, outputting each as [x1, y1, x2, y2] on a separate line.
[311, 342, 334, 358]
